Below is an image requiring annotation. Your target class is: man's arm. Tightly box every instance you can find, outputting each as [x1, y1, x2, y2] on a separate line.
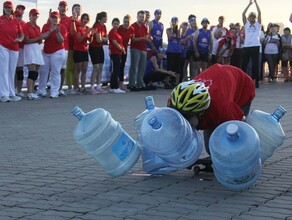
[254, 0, 261, 24]
[242, 1, 252, 25]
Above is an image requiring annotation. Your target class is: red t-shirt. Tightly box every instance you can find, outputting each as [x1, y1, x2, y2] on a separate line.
[68, 17, 81, 50]
[42, 23, 67, 54]
[108, 28, 123, 55]
[0, 15, 23, 51]
[23, 22, 41, 44]
[130, 22, 148, 51]
[73, 25, 90, 51]
[18, 20, 26, 49]
[60, 15, 71, 50]
[117, 25, 134, 50]
[90, 23, 107, 48]
[193, 64, 255, 130]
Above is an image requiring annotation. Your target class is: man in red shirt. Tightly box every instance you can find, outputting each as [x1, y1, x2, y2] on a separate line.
[128, 10, 152, 91]
[168, 64, 255, 155]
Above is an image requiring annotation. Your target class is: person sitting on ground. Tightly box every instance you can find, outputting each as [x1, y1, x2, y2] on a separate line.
[168, 64, 255, 156]
[144, 49, 177, 90]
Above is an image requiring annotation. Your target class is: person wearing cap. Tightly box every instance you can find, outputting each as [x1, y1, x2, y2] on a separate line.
[16, 4, 25, 12]
[216, 32, 234, 65]
[37, 11, 67, 98]
[13, 9, 26, 98]
[117, 14, 134, 91]
[166, 16, 181, 88]
[147, 9, 164, 56]
[144, 49, 177, 90]
[88, 11, 108, 94]
[193, 18, 213, 74]
[210, 16, 228, 37]
[65, 4, 81, 95]
[128, 10, 152, 91]
[184, 14, 197, 80]
[58, 0, 70, 96]
[23, 9, 48, 100]
[0, 1, 24, 102]
[242, 0, 262, 88]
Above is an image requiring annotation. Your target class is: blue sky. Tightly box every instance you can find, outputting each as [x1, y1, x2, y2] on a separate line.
[6, 0, 292, 40]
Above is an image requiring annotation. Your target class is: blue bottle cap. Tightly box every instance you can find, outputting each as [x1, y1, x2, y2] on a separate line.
[71, 106, 86, 121]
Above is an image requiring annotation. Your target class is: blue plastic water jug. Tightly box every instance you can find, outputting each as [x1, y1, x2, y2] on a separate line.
[245, 106, 286, 163]
[134, 96, 178, 174]
[71, 106, 141, 177]
[209, 121, 261, 190]
[140, 107, 203, 168]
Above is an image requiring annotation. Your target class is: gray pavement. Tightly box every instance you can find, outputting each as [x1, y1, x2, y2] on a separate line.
[0, 81, 291, 220]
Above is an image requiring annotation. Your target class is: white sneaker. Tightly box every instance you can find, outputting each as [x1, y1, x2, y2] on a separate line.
[50, 94, 59, 98]
[95, 87, 108, 94]
[1, 96, 10, 103]
[59, 90, 67, 97]
[114, 88, 126, 94]
[16, 92, 25, 98]
[9, 96, 22, 102]
[27, 93, 40, 100]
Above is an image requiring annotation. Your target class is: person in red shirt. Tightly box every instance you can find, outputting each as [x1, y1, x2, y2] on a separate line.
[210, 16, 229, 37]
[128, 10, 151, 91]
[0, 1, 24, 102]
[117, 14, 134, 91]
[14, 9, 26, 98]
[23, 9, 47, 100]
[72, 13, 92, 94]
[168, 64, 255, 155]
[37, 11, 67, 98]
[108, 18, 126, 94]
[88, 11, 108, 94]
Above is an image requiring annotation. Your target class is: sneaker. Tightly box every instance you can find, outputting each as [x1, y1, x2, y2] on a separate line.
[66, 88, 76, 95]
[95, 87, 108, 94]
[109, 88, 115, 93]
[16, 92, 25, 98]
[1, 96, 10, 103]
[59, 90, 67, 97]
[27, 93, 40, 100]
[50, 94, 59, 98]
[75, 89, 84, 95]
[36, 92, 47, 97]
[114, 88, 126, 94]
[88, 87, 99, 95]
[9, 96, 22, 102]
[79, 88, 90, 95]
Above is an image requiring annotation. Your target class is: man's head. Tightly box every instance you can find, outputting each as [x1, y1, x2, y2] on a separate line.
[201, 18, 210, 28]
[154, 9, 161, 21]
[248, 12, 257, 23]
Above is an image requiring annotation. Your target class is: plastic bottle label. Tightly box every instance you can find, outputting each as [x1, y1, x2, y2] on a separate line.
[112, 132, 134, 161]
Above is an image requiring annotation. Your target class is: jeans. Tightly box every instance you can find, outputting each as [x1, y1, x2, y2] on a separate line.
[128, 48, 147, 88]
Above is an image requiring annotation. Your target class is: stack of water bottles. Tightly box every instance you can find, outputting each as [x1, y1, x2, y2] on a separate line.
[71, 106, 141, 177]
[134, 96, 203, 174]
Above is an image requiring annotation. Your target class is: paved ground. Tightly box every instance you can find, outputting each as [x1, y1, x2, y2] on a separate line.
[0, 80, 291, 220]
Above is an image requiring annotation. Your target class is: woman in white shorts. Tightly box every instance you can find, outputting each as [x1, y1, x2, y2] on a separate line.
[23, 9, 47, 100]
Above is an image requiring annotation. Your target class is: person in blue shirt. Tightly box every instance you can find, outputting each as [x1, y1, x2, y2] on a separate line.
[144, 49, 177, 90]
[148, 9, 164, 51]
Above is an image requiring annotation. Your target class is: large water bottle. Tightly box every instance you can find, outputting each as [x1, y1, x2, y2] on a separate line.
[71, 106, 141, 177]
[140, 107, 203, 168]
[245, 106, 286, 163]
[134, 96, 178, 174]
[209, 121, 261, 190]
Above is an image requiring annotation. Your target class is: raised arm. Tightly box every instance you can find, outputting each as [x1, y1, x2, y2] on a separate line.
[242, 1, 252, 25]
[254, 0, 261, 24]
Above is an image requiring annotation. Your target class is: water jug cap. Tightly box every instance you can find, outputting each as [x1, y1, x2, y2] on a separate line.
[71, 106, 85, 121]
[145, 96, 155, 110]
[148, 116, 162, 129]
[226, 124, 238, 136]
[271, 106, 286, 121]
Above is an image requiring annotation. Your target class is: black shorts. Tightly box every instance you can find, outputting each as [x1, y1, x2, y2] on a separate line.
[73, 50, 89, 63]
[193, 53, 209, 62]
[185, 50, 194, 61]
[89, 45, 104, 65]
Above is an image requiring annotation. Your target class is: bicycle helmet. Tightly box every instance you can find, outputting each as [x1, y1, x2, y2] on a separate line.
[170, 80, 211, 113]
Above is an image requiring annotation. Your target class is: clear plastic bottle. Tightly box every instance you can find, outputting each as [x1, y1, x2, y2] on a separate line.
[245, 106, 286, 163]
[140, 107, 203, 169]
[210, 121, 261, 190]
[134, 96, 178, 174]
[71, 106, 141, 177]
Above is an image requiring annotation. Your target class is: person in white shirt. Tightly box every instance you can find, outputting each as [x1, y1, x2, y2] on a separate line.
[241, 0, 262, 88]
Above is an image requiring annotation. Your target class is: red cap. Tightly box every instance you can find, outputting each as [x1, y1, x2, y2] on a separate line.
[16, 4, 25, 10]
[59, 1, 67, 6]
[3, 1, 13, 9]
[29, 9, 39, 16]
[14, 10, 23, 16]
[50, 11, 60, 18]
